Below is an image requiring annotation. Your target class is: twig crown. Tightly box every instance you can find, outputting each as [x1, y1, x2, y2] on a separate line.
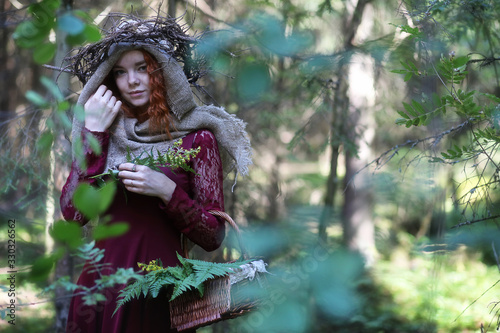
[65, 13, 207, 85]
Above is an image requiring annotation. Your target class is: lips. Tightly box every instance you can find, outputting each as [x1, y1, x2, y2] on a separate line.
[129, 90, 145, 97]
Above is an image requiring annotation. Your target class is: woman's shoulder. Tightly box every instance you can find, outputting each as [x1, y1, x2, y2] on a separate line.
[188, 129, 217, 146]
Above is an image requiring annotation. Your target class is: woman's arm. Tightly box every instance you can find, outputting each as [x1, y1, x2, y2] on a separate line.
[113, 130, 225, 251]
[161, 130, 226, 252]
[60, 129, 110, 225]
[61, 85, 121, 224]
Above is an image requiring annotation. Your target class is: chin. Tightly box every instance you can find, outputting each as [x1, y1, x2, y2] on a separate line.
[128, 100, 149, 108]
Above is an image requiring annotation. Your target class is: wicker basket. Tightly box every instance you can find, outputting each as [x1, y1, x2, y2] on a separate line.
[169, 210, 265, 331]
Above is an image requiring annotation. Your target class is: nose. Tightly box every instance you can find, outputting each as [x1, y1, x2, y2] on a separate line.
[128, 72, 139, 85]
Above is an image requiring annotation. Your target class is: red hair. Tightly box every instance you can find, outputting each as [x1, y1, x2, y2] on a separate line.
[103, 49, 173, 138]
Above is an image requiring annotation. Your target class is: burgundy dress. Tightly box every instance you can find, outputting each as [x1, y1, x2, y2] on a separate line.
[60, 128, 226, 333]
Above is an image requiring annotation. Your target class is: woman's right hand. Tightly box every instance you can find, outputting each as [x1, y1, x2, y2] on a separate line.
[84, 85, 122, 132]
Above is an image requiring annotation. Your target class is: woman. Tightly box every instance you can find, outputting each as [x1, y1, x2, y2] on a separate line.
[60, 16, 251, 333]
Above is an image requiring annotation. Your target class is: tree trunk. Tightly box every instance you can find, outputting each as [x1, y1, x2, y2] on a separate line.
[51, 1, 74, 331]
[319, 0, 376, 264]
[0, 0, 8, 117]
[340, 0, 377, 265]
[342, 125, 376, 266]
[318, 82, 343, 244]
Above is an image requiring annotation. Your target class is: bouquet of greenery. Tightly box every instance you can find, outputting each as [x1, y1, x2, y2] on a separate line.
[91, 139, 201, 181]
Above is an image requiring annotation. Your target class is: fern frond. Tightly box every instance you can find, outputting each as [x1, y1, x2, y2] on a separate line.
[145, 271, 176, 297]
[170, 274, 198, 301]
[149, 276, 164, 298]
[113, 278, 144, 316]
[114, 255, 255, 314]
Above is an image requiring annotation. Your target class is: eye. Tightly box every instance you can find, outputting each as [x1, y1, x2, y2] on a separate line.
[138, 65, 147, 72]
[113, 69, 126, 77]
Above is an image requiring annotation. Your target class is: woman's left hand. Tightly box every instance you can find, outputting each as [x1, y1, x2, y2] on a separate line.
[118, 163, 177, 203]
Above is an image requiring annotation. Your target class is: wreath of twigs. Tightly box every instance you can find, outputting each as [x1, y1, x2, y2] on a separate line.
[64, 12, 209, 86]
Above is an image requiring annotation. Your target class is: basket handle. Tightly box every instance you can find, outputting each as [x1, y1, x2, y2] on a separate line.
[182, 210, 248, 260]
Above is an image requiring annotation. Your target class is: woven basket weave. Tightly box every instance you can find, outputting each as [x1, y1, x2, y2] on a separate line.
[169, 210, 264, 331]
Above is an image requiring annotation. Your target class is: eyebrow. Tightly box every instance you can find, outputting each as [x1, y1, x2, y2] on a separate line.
[113, 60, 147, 69]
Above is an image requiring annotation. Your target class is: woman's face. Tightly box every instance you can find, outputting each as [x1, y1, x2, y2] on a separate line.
[112, 50, 151, 108]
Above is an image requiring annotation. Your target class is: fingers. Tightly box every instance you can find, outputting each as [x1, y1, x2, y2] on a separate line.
[117, 163, 176, 200]
[119, 163, 140, 173]
[118, 164, 146, 193]
[107, 95, 116, 107]
[84, 85, 122, 132]
[103, 88, 113, 100]
[112, 100, 122, 113]
[107, 95, 119, 111]
[89, 86, 115, 105]
[94, 85, 107, 98]
[118, 163, 143, 182]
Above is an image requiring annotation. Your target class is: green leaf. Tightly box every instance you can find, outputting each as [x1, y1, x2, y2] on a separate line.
[29, 255, 56, 282]
[41, 76, 64, 101]
[56, 109, 73, 129]
[58, 100, 70, 111]
[411, 100, 425, 114]
[73, 183, 102, 220]
[50, 220, 83, 249]
[82, 293, 107, 306]
[85, 132, 102, 155]
[33, 42, 56, 64]
[400, 60, 411, 71]
[84, 24, 101, 42]
[26, 90, 48, 107]
[58, 13, 85, 35]
[65, 31, 87, 46]
[482, 93, 500, 103]
[73, 104, 85, 122]
[97, 181, 117, 213]
[37, 131, 54, 157]
[13, 20, 50, 48]
[429, 157, 444, 163]
[170, 274, 197, 301]
[29, 0, 60, 15]
[453, 55, 469, 68]
[73, 135, 87, 171]
[390, 69, 407, 74]
[409, 61, 418, 71]
[72, 182, 116, 220]
[395, 118, 408, 125]
[396, 110, 410, 119]
[403, 102, 418, 117]
[236, 63, 271, 101]
[93, 223, 129, 241]
[420, 114, 428, 125]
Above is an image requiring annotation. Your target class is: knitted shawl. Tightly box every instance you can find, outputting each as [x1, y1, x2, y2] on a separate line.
[71, 42, 252, 180]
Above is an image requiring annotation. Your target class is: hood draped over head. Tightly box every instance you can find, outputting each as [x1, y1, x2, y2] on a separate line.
[70, 15, 252, 180]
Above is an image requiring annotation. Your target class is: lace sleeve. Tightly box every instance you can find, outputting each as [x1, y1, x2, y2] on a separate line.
[161, 130, 226, 252]
[60, 128, 110, 225]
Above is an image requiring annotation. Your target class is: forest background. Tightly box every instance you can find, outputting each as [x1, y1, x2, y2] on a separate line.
[1, 0, 500, 332]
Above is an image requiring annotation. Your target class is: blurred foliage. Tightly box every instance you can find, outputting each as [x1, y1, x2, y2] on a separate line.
[13, 0, 101, 64]
[2, 0, 500, 332]
[387, 0, 500, 229]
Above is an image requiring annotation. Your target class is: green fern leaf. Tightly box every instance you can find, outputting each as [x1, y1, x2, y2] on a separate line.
[170, 274, 198, 301]
[114, 278, 144, 316]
